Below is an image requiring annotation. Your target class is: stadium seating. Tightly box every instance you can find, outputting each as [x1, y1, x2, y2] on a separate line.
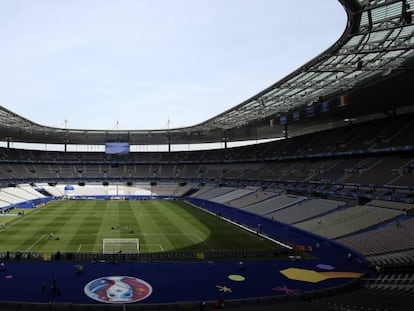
[263, 199, 345, 224]
[365, 249, 414, 268]
[337, 217, 414, 256]
[295, 205, 404, 239]
[243, 194, 307, 215]
[209, 188, 255, 204]
[225, 189, 279, 208]
[312, 280, 414, 311]
[194, 186, 236, 200]
[0, 188, 29, 204]
[367, 199, 414, 212]
[1, 107, 414, 310]
[151, 183, 180, 196]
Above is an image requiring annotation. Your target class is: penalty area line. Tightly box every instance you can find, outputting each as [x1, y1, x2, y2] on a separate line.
[193, 233, 215, 250]
[25, 234, 46, 252]
[76, 244, 99, 253]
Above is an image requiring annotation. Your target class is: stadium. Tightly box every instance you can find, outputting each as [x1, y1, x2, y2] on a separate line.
[0, 0, 414, 310]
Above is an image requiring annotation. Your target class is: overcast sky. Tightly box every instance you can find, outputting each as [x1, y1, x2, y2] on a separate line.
[0, 0, 346, 130]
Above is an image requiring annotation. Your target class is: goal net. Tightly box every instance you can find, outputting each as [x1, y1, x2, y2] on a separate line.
[102, 238, 140, 254]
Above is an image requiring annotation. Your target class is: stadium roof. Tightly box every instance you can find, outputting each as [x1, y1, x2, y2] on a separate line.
[1, 0, 414, 146]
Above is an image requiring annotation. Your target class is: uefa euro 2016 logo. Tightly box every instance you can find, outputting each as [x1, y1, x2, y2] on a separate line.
[84, 276, 152, 303]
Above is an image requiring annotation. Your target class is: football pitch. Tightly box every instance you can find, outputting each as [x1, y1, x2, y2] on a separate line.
[0, 200, 280, 254]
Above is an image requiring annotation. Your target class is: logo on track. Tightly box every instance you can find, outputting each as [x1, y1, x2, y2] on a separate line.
[84, 276, 152, 303]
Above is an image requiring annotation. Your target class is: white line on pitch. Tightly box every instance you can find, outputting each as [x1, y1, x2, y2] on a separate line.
[159, 244, 164, 251]
[49, 233, 196, 236]
[77, 245, 82, 252]
[193, 233, 214, 250]
[25, 234, 46, 252]
[140, 233, 195, 236]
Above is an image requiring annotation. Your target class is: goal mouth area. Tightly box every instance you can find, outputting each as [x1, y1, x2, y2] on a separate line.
[102, 238, 140, 254]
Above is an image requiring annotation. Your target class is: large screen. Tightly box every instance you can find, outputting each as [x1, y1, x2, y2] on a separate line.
[105, 142, 130, 155]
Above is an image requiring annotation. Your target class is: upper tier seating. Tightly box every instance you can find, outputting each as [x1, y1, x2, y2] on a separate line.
[1, 113, 413, 165]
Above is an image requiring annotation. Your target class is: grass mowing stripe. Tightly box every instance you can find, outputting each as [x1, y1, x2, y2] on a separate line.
[94, 201, 114, 253]
[68, 201, 103, 253]
[193, 233, 215, 250]
[9, 201, 74, 251]
[144, 201, 176, 251]
[151, 201, 197, 250]
[128, 201, 151, 250]
[25, 234, 46, 252]
[0, 200, 283, 254]
[181, 203, 278, 251]
[163, 201, 214, 251]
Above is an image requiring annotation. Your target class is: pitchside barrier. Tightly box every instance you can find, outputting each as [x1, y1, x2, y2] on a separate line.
[0, 248, 295, 262]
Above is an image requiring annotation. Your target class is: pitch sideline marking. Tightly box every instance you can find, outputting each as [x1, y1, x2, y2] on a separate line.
[25, 234, 46, 252]
[186, 201, 292, 250]
[193, 233, 215, 250]
[9, 232, 200, 237]
[145, 243, 165, 251]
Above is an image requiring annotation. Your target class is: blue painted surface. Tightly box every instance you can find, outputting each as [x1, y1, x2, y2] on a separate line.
[0, 258, 366, 304]
[0, 197, 368, 305]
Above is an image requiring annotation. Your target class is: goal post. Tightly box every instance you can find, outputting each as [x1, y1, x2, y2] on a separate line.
[102, 238, 140, 254]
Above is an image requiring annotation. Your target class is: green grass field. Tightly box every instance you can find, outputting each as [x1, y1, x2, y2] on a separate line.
[0, 200, 279, 254]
